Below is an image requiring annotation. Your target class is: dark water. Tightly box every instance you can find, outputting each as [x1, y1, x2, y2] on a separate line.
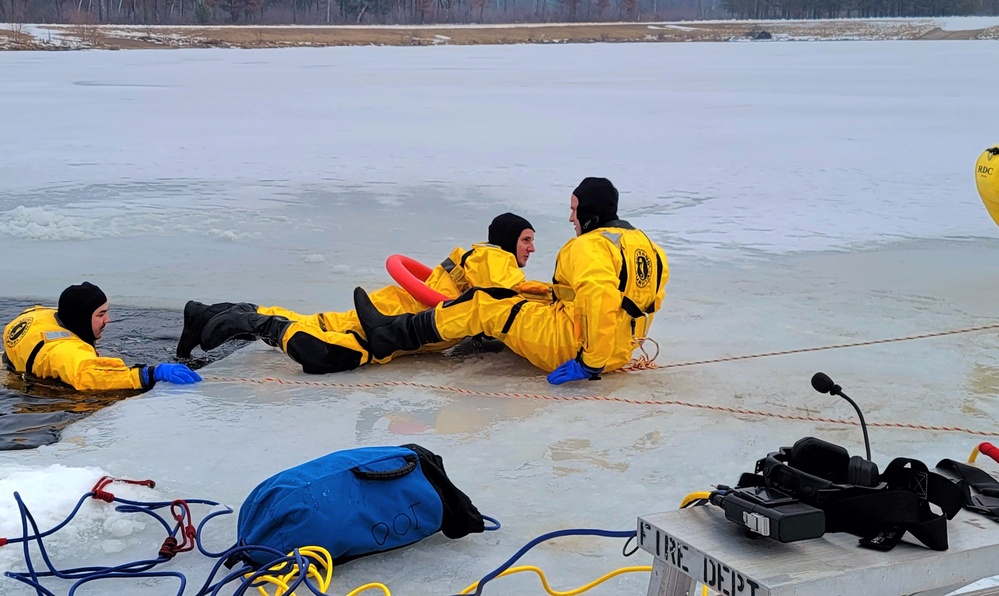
[0, 299, 245, 450]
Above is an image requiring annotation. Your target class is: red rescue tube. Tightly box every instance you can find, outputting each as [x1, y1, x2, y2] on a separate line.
[980, 442, 999, 464]
[386, 254, 450, 308]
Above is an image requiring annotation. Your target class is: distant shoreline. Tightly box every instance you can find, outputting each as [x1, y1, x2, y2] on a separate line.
[1, 18, 996, 50]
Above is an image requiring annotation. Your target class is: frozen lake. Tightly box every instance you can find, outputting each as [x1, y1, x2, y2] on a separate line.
[1, 39, 999, 595]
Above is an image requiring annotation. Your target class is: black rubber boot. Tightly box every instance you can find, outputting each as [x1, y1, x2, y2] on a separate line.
[353, 287, 442, 360]
[177, 301, 239, 358]
[200, 305, 290, 352]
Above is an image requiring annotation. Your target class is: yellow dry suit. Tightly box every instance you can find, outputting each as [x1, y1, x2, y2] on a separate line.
[261, 244, 542, 370]
[2, 307, 149, 391]
[431, 221, 668, 373]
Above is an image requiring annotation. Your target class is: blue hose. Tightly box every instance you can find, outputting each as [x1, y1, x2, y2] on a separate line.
[457, 527, 637, 596]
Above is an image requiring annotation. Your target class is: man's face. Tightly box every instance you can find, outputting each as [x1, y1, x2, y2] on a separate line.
[92, 302, 110, 340]
[516, 228, 536, 267]
[569, 194, 581, 237]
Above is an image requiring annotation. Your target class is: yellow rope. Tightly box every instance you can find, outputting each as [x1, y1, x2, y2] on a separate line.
[252, 547, 333, 596]
[344, 584, 391, 596]
[248, 546, 392, 596]
[457, 565, 652, 595]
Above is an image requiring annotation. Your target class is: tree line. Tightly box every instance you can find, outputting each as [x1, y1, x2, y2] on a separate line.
[1, 0, 996, 26]
[721, 0, 997, 19]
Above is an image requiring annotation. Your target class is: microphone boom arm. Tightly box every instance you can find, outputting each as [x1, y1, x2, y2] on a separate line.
[811, 372, 873, 462]
[831, 388, 872, 462]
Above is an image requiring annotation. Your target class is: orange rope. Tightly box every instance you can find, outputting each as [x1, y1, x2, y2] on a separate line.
[616, 336, 660, 372]
[201, 322, 999, 438]
[201, 375, 999, 438]
[601, 322, 999, 373]
[627, 322, 999, 371]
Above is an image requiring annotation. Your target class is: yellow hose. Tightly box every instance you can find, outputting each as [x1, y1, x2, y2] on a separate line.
[970, 444, 981, 463]
[679, 493, 715, 596]
[458, 564, 652, 595]
[679, 491, 712, 509]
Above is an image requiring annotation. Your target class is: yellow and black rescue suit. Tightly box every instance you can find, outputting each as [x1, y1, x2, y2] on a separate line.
[3, 307, 151, 391]
[189, 244, 548, 374]
[358, 221, 667, 373]
[260, 244, 542, 369]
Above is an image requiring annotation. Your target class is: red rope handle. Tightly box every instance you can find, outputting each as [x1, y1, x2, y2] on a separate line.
[158, 500, 197, 558]
[90, 476, 156, 502]
[158, 537, 179, 559]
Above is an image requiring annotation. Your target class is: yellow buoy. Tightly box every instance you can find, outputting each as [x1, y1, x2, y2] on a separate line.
[975, 146, 999, 227]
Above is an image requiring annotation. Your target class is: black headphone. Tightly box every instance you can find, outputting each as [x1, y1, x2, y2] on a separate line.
[758, 437, 881, 500]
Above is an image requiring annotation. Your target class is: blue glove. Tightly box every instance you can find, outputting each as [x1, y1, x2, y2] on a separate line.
[547, 358, 603, 385]
[141, 363, 202, 386]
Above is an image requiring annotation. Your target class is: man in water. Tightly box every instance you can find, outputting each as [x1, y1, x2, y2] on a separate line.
[177, 212, 548, 374]
[353, 177, 668, 384]
[3, 282, 201, 391]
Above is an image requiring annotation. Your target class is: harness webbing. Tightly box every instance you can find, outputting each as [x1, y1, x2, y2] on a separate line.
[935, 459, 999, 521]
[822, 458, 965, 551]
[24, 340, 45, 376]
[740, 454, 966, 551]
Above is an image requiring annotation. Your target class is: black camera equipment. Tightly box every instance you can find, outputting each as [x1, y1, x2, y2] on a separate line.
[710, 373, 965, 551]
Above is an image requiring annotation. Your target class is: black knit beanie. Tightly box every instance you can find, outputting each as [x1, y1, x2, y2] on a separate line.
[57, 282, 107, 346]
[488, 213, 534, 260]
[572, 177, 619, 234]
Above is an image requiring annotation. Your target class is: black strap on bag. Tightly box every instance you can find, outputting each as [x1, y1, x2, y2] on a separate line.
[350, 455, 418, 480]
[935, 458, 999, 522]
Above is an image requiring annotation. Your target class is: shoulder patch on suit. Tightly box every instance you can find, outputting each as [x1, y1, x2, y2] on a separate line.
[634, 249, 652, 288]
[5, 318, 32, 348]
[599, 231, 623, 247]
[44, 330, 72, 341]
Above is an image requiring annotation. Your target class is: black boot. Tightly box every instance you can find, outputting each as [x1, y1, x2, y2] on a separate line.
[200, 305, 290, 352]
[353, 287, 442, 360]
[177, 301, 239, 358]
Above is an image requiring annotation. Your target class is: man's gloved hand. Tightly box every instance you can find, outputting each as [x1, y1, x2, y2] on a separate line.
[547, 358, 603, 385]
[141, 363, 202, 386]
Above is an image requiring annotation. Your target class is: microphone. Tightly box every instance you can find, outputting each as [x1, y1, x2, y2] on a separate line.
[811, 372, 872, 461]
[810, 372, 840, 396]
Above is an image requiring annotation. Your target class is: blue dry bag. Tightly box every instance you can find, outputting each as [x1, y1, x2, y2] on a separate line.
[231, 443, 485, 568]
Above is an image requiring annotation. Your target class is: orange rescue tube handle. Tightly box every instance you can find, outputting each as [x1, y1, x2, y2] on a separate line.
[386, 254, 450, 308]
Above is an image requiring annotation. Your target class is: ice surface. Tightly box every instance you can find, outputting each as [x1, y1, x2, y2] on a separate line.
[1, 37, 998, 595]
